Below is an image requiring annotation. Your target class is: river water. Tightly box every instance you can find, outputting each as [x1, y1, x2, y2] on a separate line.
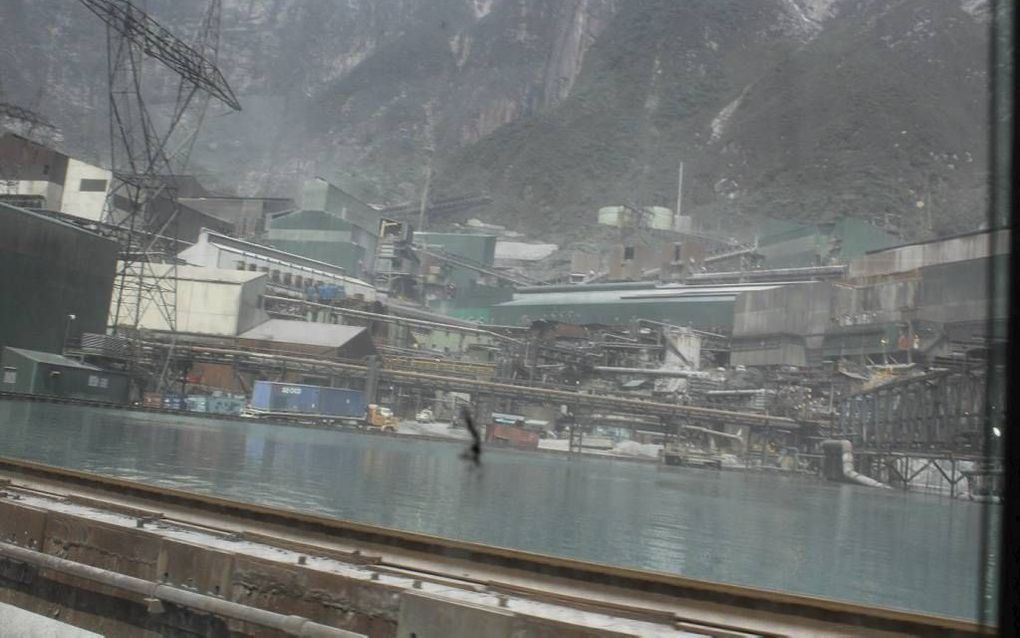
[0, 399, 997, 621]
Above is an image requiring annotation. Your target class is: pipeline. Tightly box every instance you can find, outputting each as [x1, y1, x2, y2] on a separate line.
[143, 341, 800, 427]
[0, 541, 362, 638]
[263, 294, 522, 344]
[821, 440, 889, 488]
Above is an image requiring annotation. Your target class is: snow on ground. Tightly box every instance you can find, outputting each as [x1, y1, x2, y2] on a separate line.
[494, 241, 559, 262]
[539, 438, 663, 460]
[397, 420, 471, 440]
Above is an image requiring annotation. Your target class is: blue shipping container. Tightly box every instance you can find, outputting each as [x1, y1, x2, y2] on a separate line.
[319, 285, 337, 302]
[250, 381, 364, 419]
[319, 387, 365, 418]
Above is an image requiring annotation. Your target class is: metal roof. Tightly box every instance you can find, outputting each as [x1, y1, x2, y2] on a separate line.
[238, 320, 367, 348]
[3, 347, 102, 370]
[499, 283, 779, 307]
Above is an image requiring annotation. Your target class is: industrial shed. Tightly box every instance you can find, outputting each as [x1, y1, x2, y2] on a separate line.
[109, 265, 269, 337]
[491, 283, 778, 332]
[237, 320, 377, 360]
[1, 347, 129, 403]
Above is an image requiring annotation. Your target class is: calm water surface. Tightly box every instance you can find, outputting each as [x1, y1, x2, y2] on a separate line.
[0, 399, 997, 620]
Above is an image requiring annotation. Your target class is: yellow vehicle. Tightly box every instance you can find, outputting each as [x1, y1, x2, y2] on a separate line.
[365, 404, 399, 432]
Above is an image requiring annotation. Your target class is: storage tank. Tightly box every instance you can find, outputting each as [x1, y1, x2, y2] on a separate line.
[597, 206, 626, 227]
[647, 206, 674, 230]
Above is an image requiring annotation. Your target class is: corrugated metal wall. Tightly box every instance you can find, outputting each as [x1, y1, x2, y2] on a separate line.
[0, 204, 117, 353]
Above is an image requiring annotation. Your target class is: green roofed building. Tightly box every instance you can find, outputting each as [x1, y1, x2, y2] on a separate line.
[1, 347, 130, 403]
[756, 218, 898, 269]
[492, 282, 780, 332]
[265, 179, 381, 278]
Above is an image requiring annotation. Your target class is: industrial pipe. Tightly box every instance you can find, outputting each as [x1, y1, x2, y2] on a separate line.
[0, 542, 363, 638]
[593, 366, 710, 378]
[140, 341, 800, 426]
[262, 294, 522, 344]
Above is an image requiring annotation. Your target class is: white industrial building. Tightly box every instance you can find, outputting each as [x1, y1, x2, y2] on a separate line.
[179, 229, 378, 301]
[0, 133, 111, 221]
[109, 264, 269, 337]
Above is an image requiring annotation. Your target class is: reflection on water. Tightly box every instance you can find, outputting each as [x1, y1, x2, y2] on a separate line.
[0, 399, 994, 620]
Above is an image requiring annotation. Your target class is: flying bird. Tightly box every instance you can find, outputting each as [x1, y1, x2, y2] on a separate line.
[460, 406, 482, 466]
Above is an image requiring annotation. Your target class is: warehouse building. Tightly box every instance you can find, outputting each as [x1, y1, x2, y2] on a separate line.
[108, 264, 269, 337]
[0, 202, 117, 353]
[180, 195, 294, 238]
[237, 320, 377, 359]
[1, 347, 130, 403]
[179, 228, 378, 302]
[730, 229, 1010, 367]
[0, 133, 111, 221]
[491, 282, 778, 332]
[264, 179, 381, 277]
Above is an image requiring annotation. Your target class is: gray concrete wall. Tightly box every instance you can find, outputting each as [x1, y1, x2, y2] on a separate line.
[733, 282, 832, 338]
[848, 229, 1009, 279]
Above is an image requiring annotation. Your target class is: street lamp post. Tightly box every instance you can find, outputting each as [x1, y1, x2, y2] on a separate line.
[63, 314, 77, 353]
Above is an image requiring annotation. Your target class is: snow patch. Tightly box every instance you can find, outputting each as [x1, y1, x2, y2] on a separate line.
[960, 0, 990, 20]
[494, 241, 558, 262]
[779, 0, 841, 37]
[710, 91, 745, 142]
[473, 0, 494, 19]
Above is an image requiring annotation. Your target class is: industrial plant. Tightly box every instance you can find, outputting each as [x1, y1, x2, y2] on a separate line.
[0, 0, 1009, 636]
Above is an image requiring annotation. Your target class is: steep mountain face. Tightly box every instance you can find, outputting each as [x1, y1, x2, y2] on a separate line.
[439, 0, 992, 239]
[0, 0, 992, 240]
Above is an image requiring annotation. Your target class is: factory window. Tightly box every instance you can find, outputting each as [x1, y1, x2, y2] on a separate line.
[271, 270, 280, 283]
[79, 178, 108, 192]
[2, 368, 15, 385]
[248, 264, 258, 271]
[236, 261, 246, 270]
[294, 275, 303, 289]
[623, 246, 635, 261]
[283, 272, 293, 287]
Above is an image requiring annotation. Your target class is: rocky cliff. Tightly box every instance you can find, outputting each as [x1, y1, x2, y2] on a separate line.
[0, 0, 993, 239]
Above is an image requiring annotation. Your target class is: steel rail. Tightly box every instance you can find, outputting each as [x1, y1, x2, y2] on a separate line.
[0, 457, 992, 638]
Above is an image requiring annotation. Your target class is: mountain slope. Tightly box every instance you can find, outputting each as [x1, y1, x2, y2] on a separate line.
[0, 0, 991, 240]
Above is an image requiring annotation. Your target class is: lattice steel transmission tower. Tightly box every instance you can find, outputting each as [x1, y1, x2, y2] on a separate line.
[78, 0, 239, 389]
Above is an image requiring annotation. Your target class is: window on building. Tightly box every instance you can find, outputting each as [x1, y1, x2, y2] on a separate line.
[271, 270, 280, 283]
[236, 261, 246, 270]
[2, 368, 16, 385]
[79, 178, 108, 192]
[283, 272, 293, 287]
[623, 246, 635, 261]
[250, 264, 259, 271]
[294, 275, 303, 289]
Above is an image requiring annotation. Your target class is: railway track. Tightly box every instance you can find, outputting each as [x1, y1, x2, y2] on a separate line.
[0, 456, 991, 637]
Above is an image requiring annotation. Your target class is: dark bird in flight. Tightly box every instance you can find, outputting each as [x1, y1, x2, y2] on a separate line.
[460, 406, 482, 466]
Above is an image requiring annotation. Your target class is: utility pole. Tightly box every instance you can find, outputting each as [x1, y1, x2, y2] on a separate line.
[675, 161, 684, 231]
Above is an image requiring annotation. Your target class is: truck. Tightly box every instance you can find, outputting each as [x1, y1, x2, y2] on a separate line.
[366, 404, 399, 432]
[248, 381, 397, 431]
